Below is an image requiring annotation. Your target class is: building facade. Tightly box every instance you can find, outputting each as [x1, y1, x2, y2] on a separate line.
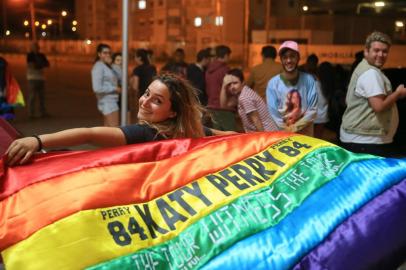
[74, 0, 245, 49]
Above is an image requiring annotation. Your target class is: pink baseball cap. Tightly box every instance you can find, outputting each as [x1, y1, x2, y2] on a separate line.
[278, 40, 300, 56]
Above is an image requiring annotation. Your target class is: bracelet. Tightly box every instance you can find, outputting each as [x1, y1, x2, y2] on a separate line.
[32, 135, 43, 152]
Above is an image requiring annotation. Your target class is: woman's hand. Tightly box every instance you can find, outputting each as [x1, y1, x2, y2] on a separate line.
[5, 137, 40, 166]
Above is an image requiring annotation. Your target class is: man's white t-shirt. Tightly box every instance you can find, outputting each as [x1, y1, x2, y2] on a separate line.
[340, 69, 398, 144]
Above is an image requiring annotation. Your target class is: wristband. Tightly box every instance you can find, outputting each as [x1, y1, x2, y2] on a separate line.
[32, 135, 43, 152]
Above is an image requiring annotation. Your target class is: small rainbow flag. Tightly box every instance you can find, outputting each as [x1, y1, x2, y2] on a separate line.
[1, 132, 405, 269]
[5, 66, 25, 107]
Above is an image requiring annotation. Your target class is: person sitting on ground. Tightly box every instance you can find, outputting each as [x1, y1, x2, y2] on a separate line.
[220, 68, 278, 133]
[6, 73, 236, 166]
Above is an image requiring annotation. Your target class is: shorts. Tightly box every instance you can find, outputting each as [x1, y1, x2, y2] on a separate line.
[97, 95, 119, 115]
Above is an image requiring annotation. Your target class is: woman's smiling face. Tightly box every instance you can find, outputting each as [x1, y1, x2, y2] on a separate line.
[137, 80, 177, 123]
[98, 48, 112, 64]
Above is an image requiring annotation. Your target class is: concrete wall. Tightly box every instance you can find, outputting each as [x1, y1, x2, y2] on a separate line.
[2, 40, 405, 69]
[248, 44, 406, 69]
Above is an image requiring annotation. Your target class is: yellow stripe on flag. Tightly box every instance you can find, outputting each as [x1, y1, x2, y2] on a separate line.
[2, 136, 334, 270]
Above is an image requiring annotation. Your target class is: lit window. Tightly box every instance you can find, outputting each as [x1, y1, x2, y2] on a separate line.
[215, 16, 223, 26]
[138, 0, 147, 9]
[374, 1, 385, 7]
[395, 21, 404, 28]
[194, 17, 202, 27]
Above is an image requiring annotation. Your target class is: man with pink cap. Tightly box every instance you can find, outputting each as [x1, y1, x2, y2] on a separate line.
[266, 40, 318, 136]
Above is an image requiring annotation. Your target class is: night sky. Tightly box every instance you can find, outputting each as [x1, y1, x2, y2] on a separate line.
[1, 0, 75, 35]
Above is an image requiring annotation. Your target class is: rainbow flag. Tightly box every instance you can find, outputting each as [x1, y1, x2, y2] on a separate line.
[1, 132, 405, 269]
[5, 66, 25, 107]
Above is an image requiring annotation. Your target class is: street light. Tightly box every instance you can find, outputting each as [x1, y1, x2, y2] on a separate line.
[60, 10, 68, 38]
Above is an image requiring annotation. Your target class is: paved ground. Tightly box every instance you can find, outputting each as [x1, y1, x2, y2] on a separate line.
[4, 54, 339, 150]
[5, 55, 105, 150]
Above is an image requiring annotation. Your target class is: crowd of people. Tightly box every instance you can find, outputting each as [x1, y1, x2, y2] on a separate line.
[4, 30, 406, 165]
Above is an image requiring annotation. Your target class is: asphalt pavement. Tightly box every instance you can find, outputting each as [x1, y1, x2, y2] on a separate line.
[5, 54, 104, 150]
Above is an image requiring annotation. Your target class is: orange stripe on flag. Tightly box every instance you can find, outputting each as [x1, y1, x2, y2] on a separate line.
[0, 132, 292, 251]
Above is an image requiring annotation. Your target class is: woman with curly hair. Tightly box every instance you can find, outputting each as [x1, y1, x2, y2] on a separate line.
[6, 73, 234, 166]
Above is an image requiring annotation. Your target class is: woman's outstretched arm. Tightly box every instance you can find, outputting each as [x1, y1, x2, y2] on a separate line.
[6, 127, 126, 166]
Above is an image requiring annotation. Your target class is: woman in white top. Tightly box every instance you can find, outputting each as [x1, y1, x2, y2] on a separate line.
[91, 44, 121, 127]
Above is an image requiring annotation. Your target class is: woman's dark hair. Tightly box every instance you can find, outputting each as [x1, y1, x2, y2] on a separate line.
[136, 48, 150, 65]
[95, 43, 111, 63]
[112, 52, 122, 63]
[227, 68, 244, 82]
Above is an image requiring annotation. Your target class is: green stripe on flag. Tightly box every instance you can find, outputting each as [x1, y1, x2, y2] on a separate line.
[88, 147, 374, 270]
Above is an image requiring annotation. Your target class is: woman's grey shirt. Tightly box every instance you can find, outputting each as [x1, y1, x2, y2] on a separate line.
[91, 61, 119, 98]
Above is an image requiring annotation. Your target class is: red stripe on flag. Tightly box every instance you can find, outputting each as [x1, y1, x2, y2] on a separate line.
[0, 132, 292, 251]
